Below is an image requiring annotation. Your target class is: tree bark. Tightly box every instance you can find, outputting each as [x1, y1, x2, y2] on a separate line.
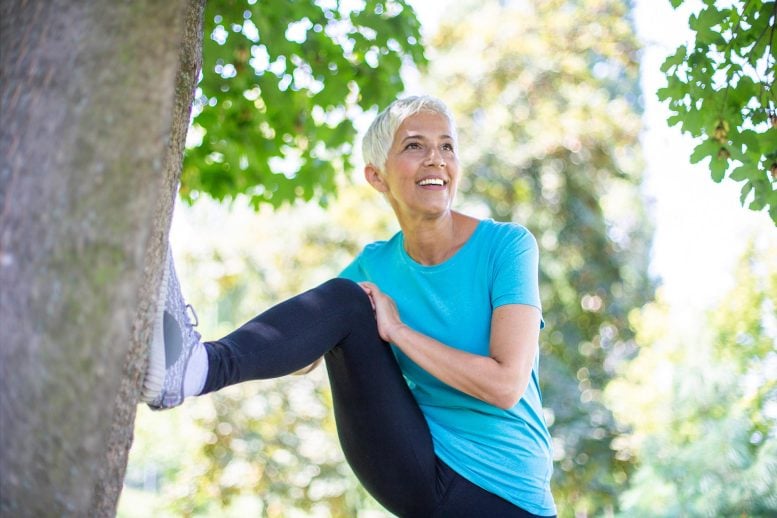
[0, 1, 204, 516]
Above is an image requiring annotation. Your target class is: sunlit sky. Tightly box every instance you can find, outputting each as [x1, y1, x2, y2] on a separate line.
[408, 0, 776, 320]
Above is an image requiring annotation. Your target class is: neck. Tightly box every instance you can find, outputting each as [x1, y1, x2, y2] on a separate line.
[397, 210, 472, 265]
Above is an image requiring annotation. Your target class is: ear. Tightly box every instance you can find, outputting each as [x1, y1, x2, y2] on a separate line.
[364, 164, 388, 193]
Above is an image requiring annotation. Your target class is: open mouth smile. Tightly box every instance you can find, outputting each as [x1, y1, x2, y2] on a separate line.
[416, 177, 446, 187]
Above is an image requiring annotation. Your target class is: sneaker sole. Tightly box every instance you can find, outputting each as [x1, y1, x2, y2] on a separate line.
[140, 248, 171, 403]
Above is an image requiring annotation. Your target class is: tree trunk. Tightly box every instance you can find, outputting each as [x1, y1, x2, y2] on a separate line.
[0, 1, 204, 516]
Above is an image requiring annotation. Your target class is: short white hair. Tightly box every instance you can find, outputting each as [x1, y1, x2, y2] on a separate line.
[362, 95, 457, 172]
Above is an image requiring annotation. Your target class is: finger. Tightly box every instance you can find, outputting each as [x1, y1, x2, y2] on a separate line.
[356, 282, 376, 310]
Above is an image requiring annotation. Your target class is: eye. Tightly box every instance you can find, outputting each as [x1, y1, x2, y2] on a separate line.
[442, 142, 455, 152]
[404, 141, 422, 150]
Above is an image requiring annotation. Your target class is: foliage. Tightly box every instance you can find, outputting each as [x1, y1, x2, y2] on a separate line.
[425, 0, 654, 514]
[606, 240, 777, 516]
[180, 0, 425, 210]
[658, 0, 777, 223]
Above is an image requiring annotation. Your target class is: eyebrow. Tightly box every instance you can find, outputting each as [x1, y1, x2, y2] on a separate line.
[401, 134, 455, 143]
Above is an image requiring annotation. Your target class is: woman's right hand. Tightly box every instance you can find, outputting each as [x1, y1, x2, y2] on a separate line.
[357, 282, 406, 343]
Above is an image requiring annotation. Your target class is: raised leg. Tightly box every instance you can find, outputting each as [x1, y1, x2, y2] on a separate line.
[201, 278, 442, 516]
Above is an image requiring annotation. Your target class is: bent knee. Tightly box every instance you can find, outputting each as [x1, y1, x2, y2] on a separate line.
[320, 278, 373, 318]
[320, 277, 363, 299]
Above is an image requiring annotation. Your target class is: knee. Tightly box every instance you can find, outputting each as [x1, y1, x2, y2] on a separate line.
[320, 277, 362, 297]
[320, 278, 373, 319]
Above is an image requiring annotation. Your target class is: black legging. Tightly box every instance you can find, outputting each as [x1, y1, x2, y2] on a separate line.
[202, 278, 549, 517]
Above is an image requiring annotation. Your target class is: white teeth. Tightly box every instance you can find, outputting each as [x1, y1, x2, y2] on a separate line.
[417, 178, 444, 186]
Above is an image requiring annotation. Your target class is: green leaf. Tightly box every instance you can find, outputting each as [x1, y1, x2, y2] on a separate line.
[694, 6, 727, 32]
[666, 113, 685, 127]
[680, 108, 707, 136]
[690, 139, 718, 164]
[697, 27, 725, 46]
[730, 76, 757, 106]
[657, 73, 690, 102]
[729, 165, 751, 182]
[660, 46, 687, 73]
[758, 129, 777, 156]
[738, 130, 760, 154]
[749, 191, 766, 210]
[739, 181, 754, 205]
[709, 149, 729, 182]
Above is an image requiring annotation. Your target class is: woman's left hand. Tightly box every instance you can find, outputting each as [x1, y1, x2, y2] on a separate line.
[358, 282, 405, 342]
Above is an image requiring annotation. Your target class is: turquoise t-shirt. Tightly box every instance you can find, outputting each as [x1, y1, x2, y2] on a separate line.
[340, 219, 556, 516]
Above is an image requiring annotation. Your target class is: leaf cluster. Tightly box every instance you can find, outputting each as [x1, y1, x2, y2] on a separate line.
[658, 0, 777, 223]
[182, 0, 426, 209]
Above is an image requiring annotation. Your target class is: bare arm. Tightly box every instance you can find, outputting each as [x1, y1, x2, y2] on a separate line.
[359, 282, 541, 410]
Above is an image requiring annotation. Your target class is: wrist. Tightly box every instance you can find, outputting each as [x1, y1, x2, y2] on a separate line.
[386, 322, 410, 344]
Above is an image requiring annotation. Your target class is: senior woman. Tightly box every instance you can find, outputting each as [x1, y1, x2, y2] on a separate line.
[141, 96, 556, 517]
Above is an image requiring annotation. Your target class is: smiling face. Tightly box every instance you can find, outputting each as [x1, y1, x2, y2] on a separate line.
[365, 111, 460, 221]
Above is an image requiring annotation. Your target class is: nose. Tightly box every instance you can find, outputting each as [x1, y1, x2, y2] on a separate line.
[424, 147, 446, 167]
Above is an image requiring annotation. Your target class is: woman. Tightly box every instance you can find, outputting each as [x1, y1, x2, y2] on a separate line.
[141, 96, 556, 517]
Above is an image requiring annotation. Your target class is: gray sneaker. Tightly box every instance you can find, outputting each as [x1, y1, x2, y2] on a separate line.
[141, 248, 202, 410]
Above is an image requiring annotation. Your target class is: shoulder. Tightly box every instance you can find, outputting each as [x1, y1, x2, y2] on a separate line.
[340, 233, 400, 281]
[478, 219, 537, 251]
[349, 232, 403, 269]
[358, 232, 401, 259]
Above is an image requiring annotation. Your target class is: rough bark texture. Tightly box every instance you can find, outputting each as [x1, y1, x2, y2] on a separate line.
[0, 1, 204, 516]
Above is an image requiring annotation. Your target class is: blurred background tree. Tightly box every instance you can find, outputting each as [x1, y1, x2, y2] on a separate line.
[606, 241, 777, 517]
[425, 0, 654, 515]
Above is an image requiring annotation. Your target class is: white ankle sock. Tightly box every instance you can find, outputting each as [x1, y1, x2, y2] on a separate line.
[183, 342, 208, 397]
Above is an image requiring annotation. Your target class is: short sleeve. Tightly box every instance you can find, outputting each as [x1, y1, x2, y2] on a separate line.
[339, 254, 365, 282]
[490, 225, 542, 317]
